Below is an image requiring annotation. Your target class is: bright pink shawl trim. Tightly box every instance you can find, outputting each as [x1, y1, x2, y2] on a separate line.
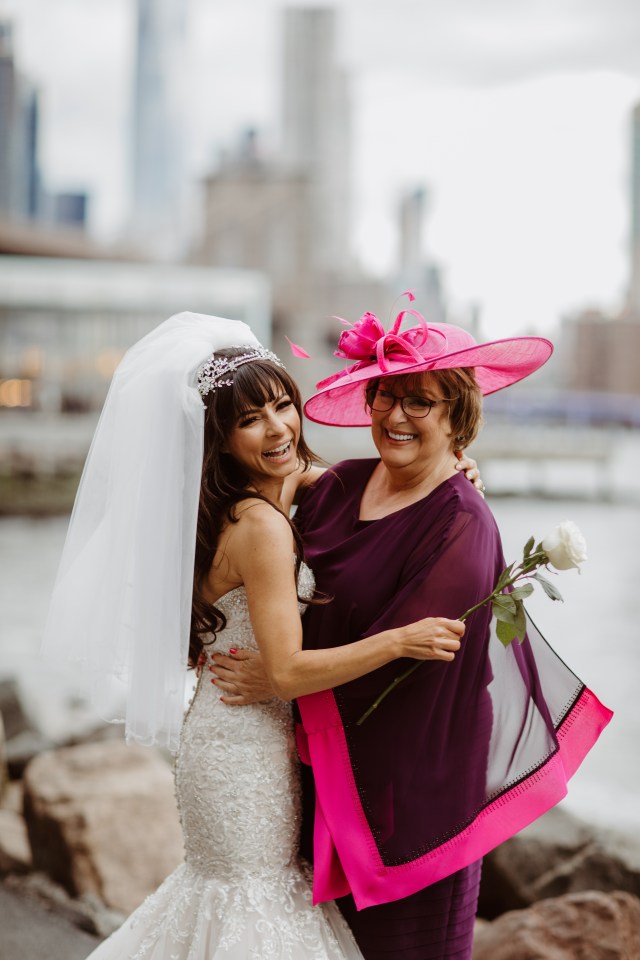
[297, 686, 612, 910]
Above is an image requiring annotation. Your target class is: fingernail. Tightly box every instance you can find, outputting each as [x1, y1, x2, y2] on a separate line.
[229, 647, 237, 655]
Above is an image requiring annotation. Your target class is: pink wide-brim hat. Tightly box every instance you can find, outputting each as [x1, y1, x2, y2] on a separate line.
[304, 310, 553, 427]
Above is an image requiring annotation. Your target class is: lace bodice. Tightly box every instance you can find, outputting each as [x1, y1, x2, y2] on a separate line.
[176, 561, 315, 879]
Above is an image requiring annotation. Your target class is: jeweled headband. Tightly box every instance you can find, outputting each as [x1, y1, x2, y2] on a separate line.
[197, 346, 286, 398]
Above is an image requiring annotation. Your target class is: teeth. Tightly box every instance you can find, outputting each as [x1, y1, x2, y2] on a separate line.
[263, 441, 290, 458]
[387, 431, 416, 441]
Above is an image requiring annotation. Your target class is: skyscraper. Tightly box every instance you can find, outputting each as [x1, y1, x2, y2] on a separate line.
[0, 19, 41, 221]
[629, 102, 640, 316]
[131, 0, 187, 256]
[281, 7, 351, 274]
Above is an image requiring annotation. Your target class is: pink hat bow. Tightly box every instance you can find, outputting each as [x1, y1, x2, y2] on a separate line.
[335, 309, 448, 374]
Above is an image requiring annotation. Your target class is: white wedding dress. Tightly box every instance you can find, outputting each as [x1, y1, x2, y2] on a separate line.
[86, 564, 362, 960]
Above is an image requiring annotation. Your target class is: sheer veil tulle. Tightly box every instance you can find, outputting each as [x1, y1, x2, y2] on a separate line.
[41, 312, 260, 752]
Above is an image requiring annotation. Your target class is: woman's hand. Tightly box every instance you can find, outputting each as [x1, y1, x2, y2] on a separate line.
[397, 617, 465, 662]
[210, 649, 275, 705]
[455, 452, 485, 497]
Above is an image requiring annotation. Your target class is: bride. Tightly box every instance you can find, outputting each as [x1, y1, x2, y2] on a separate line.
[42, 312, 468, 959]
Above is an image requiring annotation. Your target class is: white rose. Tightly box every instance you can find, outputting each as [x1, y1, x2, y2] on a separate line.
[542, 521, 588, 571]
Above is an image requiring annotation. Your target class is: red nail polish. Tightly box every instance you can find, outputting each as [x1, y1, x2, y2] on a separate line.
[229, 647, 237, 655]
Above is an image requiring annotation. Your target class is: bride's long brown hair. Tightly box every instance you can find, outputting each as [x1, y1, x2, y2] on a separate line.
[189, 348, 318, 667]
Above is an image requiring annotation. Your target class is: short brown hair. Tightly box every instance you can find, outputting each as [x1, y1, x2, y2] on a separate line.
[366, 367, 483, 450]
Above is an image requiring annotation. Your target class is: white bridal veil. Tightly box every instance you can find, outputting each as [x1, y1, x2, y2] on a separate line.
[42, 312, 260, 752]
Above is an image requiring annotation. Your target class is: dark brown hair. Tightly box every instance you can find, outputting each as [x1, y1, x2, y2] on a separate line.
[190, 349, 318, 667]
[365, 367, 483, 450]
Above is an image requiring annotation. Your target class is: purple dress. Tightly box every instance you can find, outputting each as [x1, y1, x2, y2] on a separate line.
[293, 459, 612, 960]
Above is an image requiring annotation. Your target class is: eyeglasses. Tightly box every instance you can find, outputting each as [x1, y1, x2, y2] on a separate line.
[366, 386, 456, 419]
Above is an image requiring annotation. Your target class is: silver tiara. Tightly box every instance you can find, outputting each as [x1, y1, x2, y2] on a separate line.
[197, 346, 286, 398]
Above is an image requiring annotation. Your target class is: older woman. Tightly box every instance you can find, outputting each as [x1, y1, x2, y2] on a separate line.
[215, 306, 612, 960]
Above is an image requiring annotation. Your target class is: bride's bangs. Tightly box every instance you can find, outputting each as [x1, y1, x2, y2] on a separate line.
[231, 360, 301, 419]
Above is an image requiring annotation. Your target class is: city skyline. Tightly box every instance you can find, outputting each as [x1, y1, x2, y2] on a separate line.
[4, 0, 640, 339]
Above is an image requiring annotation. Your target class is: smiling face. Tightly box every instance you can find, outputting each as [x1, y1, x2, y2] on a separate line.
[223, 390, 301, 486]
[201, 351, 316, 499]
[367, 372, 458, 471]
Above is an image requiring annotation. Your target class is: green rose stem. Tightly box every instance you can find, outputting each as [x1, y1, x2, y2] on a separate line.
[356, 547, 553, 726]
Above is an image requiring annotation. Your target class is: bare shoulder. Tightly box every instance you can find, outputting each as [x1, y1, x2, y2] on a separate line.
[231, 498, 293, 545]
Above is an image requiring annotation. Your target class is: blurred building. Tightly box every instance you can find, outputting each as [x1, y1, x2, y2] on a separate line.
[395, 186, 446, 325]
[48, 192, 88, 229]
[0, 19, 41, 221]
[131, 0, 188, 257]
[281, 7, 351, 275]
[197, 131, 312, 295]
[555, 100, 640, 399]
[560, 308, 640, 396]
[0, 256, 270, 412]
[629, 102, 640, 314]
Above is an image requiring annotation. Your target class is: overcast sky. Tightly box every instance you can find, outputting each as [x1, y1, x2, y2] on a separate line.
[5, 0, 640, 339]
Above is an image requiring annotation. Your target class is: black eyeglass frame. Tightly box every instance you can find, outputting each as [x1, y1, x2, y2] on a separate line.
[365, 382, 457, 419]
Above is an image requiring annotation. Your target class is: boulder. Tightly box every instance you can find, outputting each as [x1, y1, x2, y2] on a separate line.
[5, 871, 126, 939]
[472, 890, 640, 960]
[5, 729, 56, 779]
[0, 712, 7, 798]
[0, 677, 54, 778]
[478, 806, 640, 919]
[0, 678, 32, 740]
[530, 840, 640, 903]
[23, 741, 183, 914]
[0, 808, 31, 874]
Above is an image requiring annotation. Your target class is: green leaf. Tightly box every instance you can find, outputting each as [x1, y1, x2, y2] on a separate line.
[523, 536, 535, 559]
[533, 571, 564, 602]
[494, 563, 516, 592]
[514, 599, 527, 640]
[492, 602, 516, 624]
[511, 583, 534, 601]
[492, 593, 517, 617]
[496, 617, 518, 647]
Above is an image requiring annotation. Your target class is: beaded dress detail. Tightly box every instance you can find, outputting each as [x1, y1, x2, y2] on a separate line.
[85, 562, 362, 960]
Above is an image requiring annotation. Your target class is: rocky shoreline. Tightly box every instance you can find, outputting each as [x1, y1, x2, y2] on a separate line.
[1, 677, 639, 960]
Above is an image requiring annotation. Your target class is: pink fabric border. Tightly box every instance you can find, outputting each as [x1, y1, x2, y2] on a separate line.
[297, 686, 613, 910]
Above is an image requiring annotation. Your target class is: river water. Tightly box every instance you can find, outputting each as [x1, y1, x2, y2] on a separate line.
[1, 492, 638, 834]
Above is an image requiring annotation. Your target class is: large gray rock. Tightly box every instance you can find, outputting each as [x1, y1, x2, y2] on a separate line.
[0, 678, 32, 740]
[0, 711, 7, 799]
[5, 729, 56, 779]
[472, 890, 640, 960]
[0, 678, 54, 778]
[22, 741, 183, 914]
[5, 871, 125, 939]
[478, 806, 640, 919]
[0, 808, 31, 874]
